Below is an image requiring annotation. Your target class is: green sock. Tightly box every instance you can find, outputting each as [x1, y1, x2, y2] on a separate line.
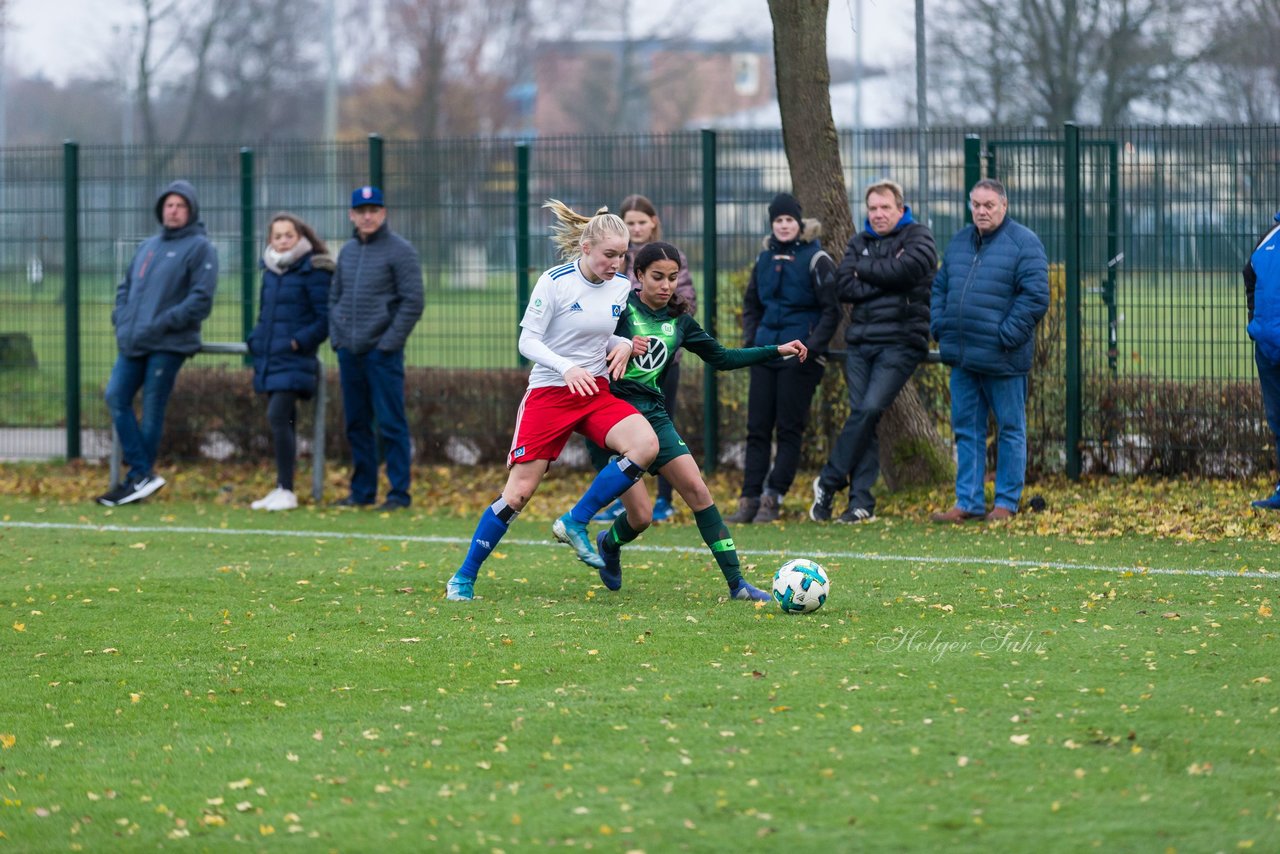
[694, 505, 742, 585]
[605, 513, 641, 551]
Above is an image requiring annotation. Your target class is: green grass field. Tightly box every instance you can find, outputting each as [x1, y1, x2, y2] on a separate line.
[1, 468, 1277, 851]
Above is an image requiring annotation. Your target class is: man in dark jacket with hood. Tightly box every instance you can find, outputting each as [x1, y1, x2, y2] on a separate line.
[929, 178, 1049, 523]
[810, 179, 936, 524]
[329, 186, 425, 510]
[96, 180, 218, 506]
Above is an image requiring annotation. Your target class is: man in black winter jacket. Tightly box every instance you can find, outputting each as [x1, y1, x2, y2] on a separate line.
[329, 186, 425, 510]
[809, 179, 936, 523]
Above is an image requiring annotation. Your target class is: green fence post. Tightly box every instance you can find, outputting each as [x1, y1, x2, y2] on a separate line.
[1105, 140, 1120, 377]
[701, 128, 719, 474]
[1063, 122, 1082, 480]
[515, 141, 530, 367]
[963, 135, 982, 225]
[240, 148, 255, 361]
[368, 133, 384, 190]
[64, 140, 81, 460]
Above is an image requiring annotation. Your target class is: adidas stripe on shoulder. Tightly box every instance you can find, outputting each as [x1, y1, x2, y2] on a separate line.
[549, 262, 577, 280]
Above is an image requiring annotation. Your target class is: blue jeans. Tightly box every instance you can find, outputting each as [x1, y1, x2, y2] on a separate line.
[950, 367, 1028, 514]
[337, 348, 411, 505]
[818, 343, 924, 512]
[1257, 346, 1280, 475]
[105, 351, 186, 483]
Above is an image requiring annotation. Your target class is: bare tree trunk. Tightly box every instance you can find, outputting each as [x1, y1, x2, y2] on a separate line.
[875, 379, 951, 489]
[768, 0, 950, 489]
[768, 0, 852, 248]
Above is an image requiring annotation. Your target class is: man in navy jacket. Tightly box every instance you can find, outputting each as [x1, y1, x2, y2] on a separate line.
[97, 180, 218, 507]
[929, 179, 1048, 523]
[329, 186, 425, 510]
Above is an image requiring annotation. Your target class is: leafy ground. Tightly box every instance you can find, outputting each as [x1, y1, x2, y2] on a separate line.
[1, 462, 1278, 852]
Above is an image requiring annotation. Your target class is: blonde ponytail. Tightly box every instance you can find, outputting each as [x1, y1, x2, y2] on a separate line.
[544, 199, 628, 260]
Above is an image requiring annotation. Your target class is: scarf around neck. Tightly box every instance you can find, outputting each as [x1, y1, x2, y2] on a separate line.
[263, 236, 313, 275]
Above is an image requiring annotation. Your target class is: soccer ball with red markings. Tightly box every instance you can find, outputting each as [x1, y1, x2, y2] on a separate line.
[771, 558, 829, 614]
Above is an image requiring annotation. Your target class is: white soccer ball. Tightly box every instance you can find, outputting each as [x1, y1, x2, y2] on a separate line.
[771, 558, 829, 614]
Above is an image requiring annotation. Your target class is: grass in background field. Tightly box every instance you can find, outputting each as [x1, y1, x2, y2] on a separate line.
[1, 489, 1277, 851]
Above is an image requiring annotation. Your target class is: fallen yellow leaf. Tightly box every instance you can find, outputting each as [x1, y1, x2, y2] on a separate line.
[0, 733, 15, 749]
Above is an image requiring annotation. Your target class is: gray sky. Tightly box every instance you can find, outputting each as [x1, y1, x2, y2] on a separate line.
[10, 0, 912, 87]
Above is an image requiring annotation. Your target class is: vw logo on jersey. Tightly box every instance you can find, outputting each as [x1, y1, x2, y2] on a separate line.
[633, 337, 669, 372]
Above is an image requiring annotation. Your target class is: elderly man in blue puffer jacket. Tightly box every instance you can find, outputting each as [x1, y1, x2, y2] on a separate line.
[929, 178, 1049, 523]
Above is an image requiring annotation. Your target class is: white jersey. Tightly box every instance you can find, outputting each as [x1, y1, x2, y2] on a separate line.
[520, 259, 630, 389]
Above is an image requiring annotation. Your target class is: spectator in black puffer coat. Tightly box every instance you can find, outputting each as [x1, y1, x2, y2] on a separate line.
[247, 212, 333, 512]
[809, 179, 936, 525]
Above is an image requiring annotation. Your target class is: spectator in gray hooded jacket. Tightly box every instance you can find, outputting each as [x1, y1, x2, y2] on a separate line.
[329, 186, 425, 509]
[96, 180, 219, 507]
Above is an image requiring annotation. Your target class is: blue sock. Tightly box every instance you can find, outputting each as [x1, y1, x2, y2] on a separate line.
[570, 457, 644, 523]
[457, 499, 516, 581]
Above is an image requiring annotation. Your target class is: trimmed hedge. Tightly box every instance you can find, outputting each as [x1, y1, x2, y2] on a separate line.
[151, 363, 1273, 479]
[159, 365, 531, 466]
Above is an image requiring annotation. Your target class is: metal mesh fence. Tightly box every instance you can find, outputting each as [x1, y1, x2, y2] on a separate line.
[0, 126, 1275, 478]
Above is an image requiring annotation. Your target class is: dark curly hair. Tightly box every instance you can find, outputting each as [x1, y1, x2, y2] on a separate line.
[632, 241, 689, 316]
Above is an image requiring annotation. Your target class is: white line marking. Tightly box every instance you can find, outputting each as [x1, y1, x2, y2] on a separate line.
[1, 520, 1272, 580]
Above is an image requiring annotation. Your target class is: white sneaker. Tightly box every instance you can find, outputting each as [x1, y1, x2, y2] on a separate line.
[115, 474, 166, 505]
[251, 488, 281, 510]
[262, 488, 298, 511]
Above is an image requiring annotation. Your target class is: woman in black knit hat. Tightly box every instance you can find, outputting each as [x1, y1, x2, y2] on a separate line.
[726, 193, 841, 524]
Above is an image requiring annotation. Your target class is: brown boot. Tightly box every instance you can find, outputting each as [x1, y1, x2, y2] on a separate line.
[726, 496, 760, 524]
[753, 493, 781, 523]
[929, 506, 986, 524]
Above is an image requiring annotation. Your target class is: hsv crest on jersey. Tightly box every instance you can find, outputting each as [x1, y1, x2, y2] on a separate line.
[612, 304, 622, 316]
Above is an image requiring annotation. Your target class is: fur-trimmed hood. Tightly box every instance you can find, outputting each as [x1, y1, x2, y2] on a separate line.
[761, 217, 823, 250]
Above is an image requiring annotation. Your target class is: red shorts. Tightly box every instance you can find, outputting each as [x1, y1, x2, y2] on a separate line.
[508, 380, 639, 467]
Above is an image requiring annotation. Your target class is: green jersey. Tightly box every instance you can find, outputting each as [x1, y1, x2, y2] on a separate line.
[612, 292, 781, 414]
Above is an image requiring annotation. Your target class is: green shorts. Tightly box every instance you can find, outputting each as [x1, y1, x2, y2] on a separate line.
[586, 409, 690, 475]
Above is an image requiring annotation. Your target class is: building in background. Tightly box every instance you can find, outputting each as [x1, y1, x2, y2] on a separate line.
[531, 38, 775, 136]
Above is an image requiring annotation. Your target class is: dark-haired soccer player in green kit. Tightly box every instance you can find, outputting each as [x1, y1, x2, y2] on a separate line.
[588, 241, 809, 601]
